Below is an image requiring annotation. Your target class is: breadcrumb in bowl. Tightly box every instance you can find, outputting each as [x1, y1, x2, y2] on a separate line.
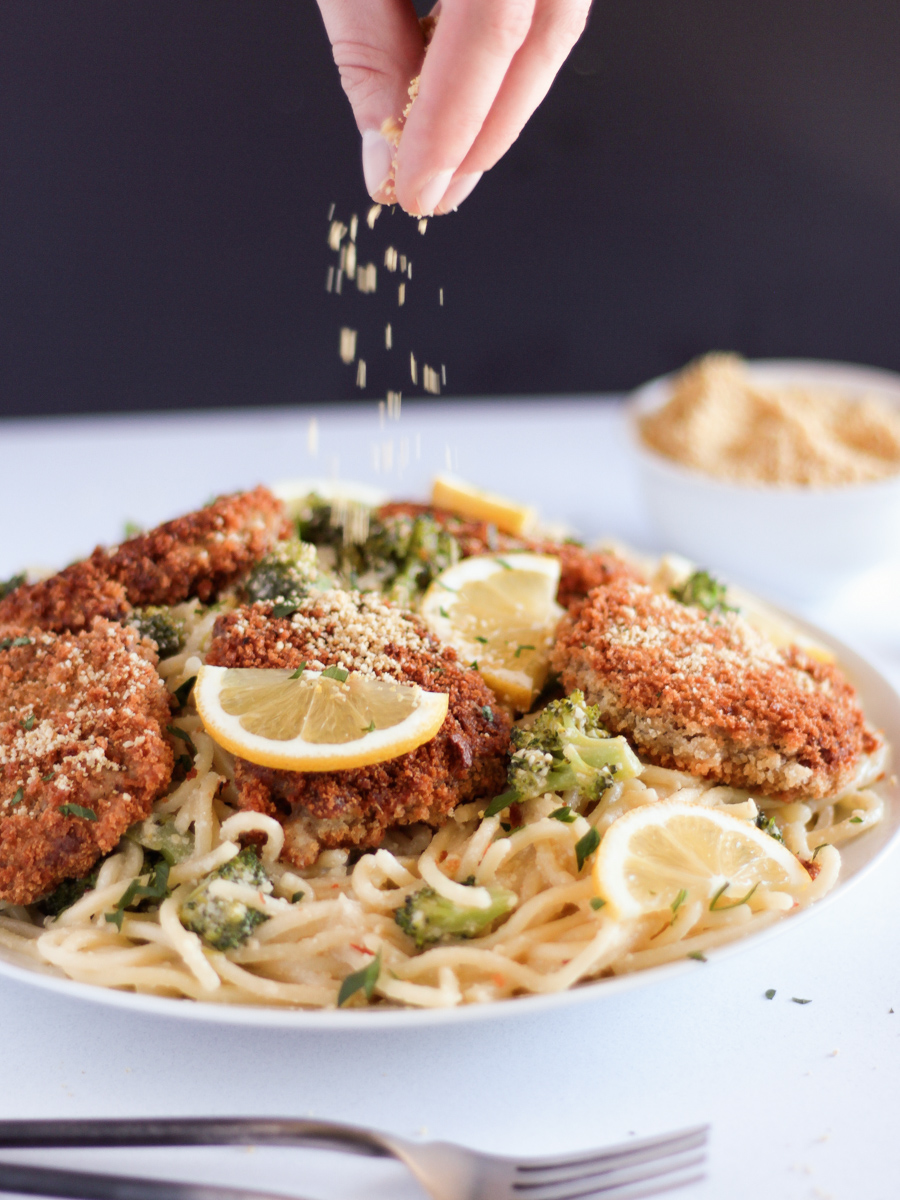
[627, 359, 900, 602]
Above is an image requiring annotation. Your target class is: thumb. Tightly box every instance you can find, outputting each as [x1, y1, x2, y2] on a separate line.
[316, 0, 426, 200]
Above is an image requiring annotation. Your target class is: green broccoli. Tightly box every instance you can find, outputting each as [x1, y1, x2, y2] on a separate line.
[503, 691, 641, 805]
[127, 817, 195, 865]
[670, 570, 735, 614]
[128, 607, 186, 658]
[180, 847, 271, 950]
[243, 539, 318, 609]
[0, 573, 25, 601]
[378, 513, 460, 606]
[394, 884, 516, 949]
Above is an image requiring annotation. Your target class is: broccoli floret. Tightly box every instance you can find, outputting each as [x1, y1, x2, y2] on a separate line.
[35, 868, 100, 917]
[127, 817, 195, 865]
[755, 811, 785, 844]
[0, 573, 25, 600]
[243, 539, 318, 608]
[506, 691, 641, 803]
[180, 847, 271, 950]
[394, 884, 516, 949]
[128, 607, 186, 658]
[378, 514, 460, 605]
[670, 570, 735, 614]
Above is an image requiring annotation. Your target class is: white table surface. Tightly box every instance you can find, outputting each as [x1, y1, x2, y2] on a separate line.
[0, 396, 899, 1200]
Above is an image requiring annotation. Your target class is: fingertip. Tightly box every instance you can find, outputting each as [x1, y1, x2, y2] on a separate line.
[434, 171, 483, 214]
[361, 130, 396, 201]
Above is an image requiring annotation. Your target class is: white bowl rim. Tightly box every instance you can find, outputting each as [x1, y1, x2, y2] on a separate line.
[626, 357, 900, 497]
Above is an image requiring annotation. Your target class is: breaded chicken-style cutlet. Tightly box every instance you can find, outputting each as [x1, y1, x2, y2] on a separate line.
[0, 486, 291, 634]
[376, 501, 642, 612]
[206, 590, 511, 866]
[552, 579, 880, 802]
[0, 619, 173, 905]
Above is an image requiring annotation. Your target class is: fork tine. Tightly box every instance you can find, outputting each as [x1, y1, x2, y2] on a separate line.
[514, 1126, 709, 1176]
[515, 1153, 707, 1200]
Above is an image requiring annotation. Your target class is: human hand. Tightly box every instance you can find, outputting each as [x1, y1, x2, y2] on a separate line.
[316, 0, 592, 216]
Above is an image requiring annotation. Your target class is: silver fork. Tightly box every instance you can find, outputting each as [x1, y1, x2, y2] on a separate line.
[0, 1118, 709, 1200]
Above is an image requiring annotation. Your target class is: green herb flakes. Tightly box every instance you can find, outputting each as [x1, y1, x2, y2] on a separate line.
[481, 706, 493, 722]
[321, 664, 350, 682]
[173, 675, 196, 708]
[590, 897, 606, 911]
[337, 950, 382, 1007]
[764, 989, 776, 1000]
[484, 789, 519, 819]
[687, 951, 707, 962]
[10, 787, 24, 807]
[59, 804, 97, 821]
[289, 664, 307, 679]
[549, 806, 577, 824]
[792, 997, 812, 1005]
[575, 827, 600, 872]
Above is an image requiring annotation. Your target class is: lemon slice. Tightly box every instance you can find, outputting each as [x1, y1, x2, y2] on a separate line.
[431, 474, 537, 537]
[195, 666, 448, 771]
[593, 800, 810, 919]
[420, 553, 564, 711]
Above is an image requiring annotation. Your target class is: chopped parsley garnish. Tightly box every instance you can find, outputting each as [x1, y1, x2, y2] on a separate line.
[590, 897, 606, 911]
[176, 753, 193, 773]
[475, 636, 488, 644]
[670, 570, 735, 615]
[439, 607, 450, 619]
[792, 997, 812, 1005]
[291, 892, 305, 904]
[166, 724, 196, 753]
[671, 887, 687, 915]
[469, 660, 479, 670]
[104, 861, 170, 931]
[849, 816, 863, 824]
[0, 635, 32, 652]
[59, 804, 97, 821]
[812, 843, 830, 859]
[0, 573, 25, 600]
[42, 772, 55, 782]
[495, 559, 513, 570]
[710, 881, 758, 911]
[10, 787, 24, 807]
[436, 581, 457, 593]
[123, 521, 143, 539]
[20, 714, 35, 731]
[321, 664, 349, 682]
[173, 675, 196, 708]
[514, 644, 535, 657]
[755, 812, 784, 843]
[362, 720, 376, 733]
[484, 789, 519, 819]
[764, 988, 776, 999]
[337, 949, 382, 1007]
[481, 706, 493, 722]
[271, 602, 300, 619]
[549, 806, 577, 823]
[687, 951, 707, 962]
[289, 664, 307, 679]
[575, 827, 600, 872]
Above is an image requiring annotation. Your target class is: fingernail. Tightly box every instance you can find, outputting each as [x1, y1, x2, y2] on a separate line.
[361, 131, 394, 199]
[435, 171, 483, 214]
[416, 169, 455, 216]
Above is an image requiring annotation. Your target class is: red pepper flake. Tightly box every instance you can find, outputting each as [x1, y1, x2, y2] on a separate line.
[350, 943, 375, 956]
[492, 973, 506, 988]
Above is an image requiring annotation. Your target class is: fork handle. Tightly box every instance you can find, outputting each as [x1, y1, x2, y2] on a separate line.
[0, 1118, 391, 1159]
[0, 1160, 310, 1200]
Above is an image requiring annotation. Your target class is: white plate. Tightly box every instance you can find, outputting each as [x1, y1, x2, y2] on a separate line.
[0, 615, 897, 1029]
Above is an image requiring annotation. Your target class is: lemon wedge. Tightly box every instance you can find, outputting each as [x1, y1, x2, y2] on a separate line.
[593, 800, 810, 919]
[431, 474, 537, 537]
[420, 553, 564, 711]
[195, 666, 448, 771]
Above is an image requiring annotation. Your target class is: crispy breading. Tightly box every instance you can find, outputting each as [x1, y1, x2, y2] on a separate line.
[0, 620, 173, 905]
[551, 579, 879, 801]
[206, 592, 511, 866]
[0, 562, 131, 635]
[97, 485, 291, 606]
[375, 502, 641, 610]
[0, 487, 290, 634]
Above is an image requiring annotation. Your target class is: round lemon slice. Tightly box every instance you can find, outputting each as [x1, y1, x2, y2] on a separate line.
[195, 666, 448, 771]
[420, 553, 564, 711]
[431, 474, 537, 537]
[593, 800, 811, 919]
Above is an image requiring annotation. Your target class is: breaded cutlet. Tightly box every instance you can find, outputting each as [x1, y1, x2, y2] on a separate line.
[551, 579, 880, 801]
[0, 486, 290, 633]
[0, 619, 173, 905]
[205, 590, 511, 866]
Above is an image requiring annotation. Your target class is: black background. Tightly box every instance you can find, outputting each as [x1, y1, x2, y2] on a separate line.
[2, 1, 900, 417]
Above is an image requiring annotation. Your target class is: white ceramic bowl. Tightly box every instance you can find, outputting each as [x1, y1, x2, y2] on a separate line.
[627, 359, 900, 602]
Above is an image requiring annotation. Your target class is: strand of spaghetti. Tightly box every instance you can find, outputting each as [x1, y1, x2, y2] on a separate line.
[206, 881, 290, 916]
[251, 899, 353, 942]
[95, 840, 144, 890]
[377, 973, 462, 1008]
[534, 840, 578, 888]
[477, 879, 594, 946]
[175, 768, 222, 853]
[614, 910, 783, 973]
[0, 914, 43, 940]
[797, 844, 841, 903]
[168, 840, 239, 886]
[210, 953, 338, 1005]
[644, 900, 704, 948]
[158, 895, 220, 991]
[418, 853, 492, 909]
[51, 876, 149, 928]
[455, 814, 501, 881]
[474, 836, 513, 883]
[219, 812, 285, 864]
[489, 910, 599, 959]
[231, 924, 400, 965]
[351, 855, 420, 913]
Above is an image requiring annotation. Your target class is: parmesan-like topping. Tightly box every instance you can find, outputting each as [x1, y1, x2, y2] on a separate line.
[640, 353, 900, 486]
